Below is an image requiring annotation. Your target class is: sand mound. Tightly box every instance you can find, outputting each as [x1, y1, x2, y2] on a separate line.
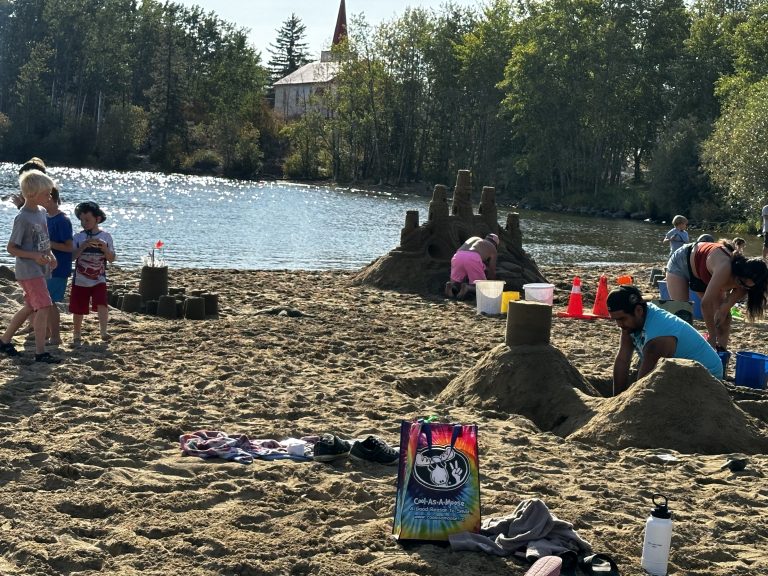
[353, 250, 450, 294]
[437, 343, 600, 435]
[570, 359, 768, 454]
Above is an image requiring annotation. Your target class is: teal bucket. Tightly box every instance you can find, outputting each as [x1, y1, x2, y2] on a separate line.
[734, 351, 768, 389]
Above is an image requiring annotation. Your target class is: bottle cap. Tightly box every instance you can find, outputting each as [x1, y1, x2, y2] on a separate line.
[650, 494, 672, 519]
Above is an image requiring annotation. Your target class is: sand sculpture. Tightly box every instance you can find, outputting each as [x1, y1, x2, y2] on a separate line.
[571, 359, 768, 455]
[353, 169, 547, 294]
[438, 342, 600, 436]
[436, 302, 768, 454]
[438, 300, 599, 436]
[109, 282, 218, 320]
[440, 345, 768, 454]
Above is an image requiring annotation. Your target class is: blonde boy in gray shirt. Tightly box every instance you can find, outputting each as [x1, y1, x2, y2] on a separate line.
[0, 170, 61, 363]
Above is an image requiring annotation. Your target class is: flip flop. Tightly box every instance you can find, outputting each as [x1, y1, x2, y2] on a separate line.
[558, 551, 578, 576]
[579, 553, 620, 575]
[524, 556, 562, 576]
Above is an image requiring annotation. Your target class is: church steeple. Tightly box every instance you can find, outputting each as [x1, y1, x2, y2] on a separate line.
[332, 0, 347, 46]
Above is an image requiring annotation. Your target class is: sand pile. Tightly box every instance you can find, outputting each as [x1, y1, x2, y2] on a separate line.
[437, 343, 600, 435]
[570, 359, 768, 454]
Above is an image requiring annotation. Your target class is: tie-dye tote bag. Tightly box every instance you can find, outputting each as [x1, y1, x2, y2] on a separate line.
[392, 421, 481, 542]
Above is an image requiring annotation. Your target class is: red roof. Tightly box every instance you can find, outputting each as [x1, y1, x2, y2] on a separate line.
[333, 0, 347, 45]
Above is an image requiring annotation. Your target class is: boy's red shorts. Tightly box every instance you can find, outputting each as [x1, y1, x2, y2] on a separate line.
[69, 283, 108, 314]
[18, 277, 53, 311]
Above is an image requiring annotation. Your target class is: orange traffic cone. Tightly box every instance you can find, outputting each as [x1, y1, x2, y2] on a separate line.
[592, 274, 610, 317]
[566, 276, 584, 315]
[557, 276, 594, 319]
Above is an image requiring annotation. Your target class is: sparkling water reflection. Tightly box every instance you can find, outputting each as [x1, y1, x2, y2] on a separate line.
[1, 163, 672, 270]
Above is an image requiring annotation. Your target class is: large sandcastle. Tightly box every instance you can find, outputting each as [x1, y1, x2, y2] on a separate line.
[353, 170, 546, 294]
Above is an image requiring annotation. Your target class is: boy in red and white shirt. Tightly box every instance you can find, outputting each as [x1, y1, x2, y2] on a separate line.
[69, 201, 116, 343]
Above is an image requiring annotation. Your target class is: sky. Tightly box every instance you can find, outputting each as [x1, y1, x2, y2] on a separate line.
[173, 0, 481, 60]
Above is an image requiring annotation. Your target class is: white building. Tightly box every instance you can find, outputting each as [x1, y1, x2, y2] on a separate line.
[273, 54, 340, 119]
[272, 0, 346, 120]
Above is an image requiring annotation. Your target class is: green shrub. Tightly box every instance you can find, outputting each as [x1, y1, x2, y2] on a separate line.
[183, 149, 223, 172]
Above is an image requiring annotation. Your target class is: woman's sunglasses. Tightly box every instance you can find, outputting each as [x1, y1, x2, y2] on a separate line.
[736, 277, 755, 290]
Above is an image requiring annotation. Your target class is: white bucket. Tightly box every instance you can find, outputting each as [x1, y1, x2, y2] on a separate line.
[475, 280, 505, 314]
[523, 283, 555, 306]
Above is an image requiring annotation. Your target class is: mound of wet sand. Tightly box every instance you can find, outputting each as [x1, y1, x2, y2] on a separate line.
[437, 343, 600, 436]
[570, 359, 768, 454]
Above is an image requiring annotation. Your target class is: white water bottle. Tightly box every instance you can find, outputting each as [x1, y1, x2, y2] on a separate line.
[641, 494, 673, 575]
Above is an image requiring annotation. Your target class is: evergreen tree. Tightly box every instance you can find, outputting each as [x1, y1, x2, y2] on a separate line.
[267, 13, 310, 83]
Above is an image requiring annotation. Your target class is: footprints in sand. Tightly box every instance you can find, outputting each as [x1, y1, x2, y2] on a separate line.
[1, 268, 766, 576]
[56, 499, 117, 519]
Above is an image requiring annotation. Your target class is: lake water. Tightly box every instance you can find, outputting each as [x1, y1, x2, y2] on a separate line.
[1, 163, 678, 270]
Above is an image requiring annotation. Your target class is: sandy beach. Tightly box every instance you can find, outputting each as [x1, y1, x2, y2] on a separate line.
[0, 263, 767, 576]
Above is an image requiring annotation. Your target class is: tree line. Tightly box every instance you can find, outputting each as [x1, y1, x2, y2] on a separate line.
[1, 0, 767, 226]
[0, 0, 270, 177]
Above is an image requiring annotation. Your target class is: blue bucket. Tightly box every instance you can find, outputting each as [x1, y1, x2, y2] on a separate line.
[658, 280, 669, 299]
[717, 350, 731, 378]
[734, 351, 768, 389]
[688, 290, 703, 321]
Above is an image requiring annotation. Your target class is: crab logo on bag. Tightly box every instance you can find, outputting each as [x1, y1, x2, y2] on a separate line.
[413, 445, 470, 490]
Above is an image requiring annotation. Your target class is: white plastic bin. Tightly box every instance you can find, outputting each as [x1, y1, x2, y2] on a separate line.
[475, 280, 505, 314]
[523, 283, 555, 306]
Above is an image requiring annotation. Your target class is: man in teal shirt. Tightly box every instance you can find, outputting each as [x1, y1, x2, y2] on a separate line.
[607, 285, 723, 396]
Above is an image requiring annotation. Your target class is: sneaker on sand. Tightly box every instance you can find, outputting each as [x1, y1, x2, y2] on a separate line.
[350, 436, 400, 465]
[35, 352, 61, 364]
[313, 434, 351, 462]
[0, 340, 20, 357]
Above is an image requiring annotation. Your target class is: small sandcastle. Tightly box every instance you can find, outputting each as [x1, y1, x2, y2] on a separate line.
[108, 266, 219, 320]
[438, 301, 600, 437]
[353, 169, 546, 294]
